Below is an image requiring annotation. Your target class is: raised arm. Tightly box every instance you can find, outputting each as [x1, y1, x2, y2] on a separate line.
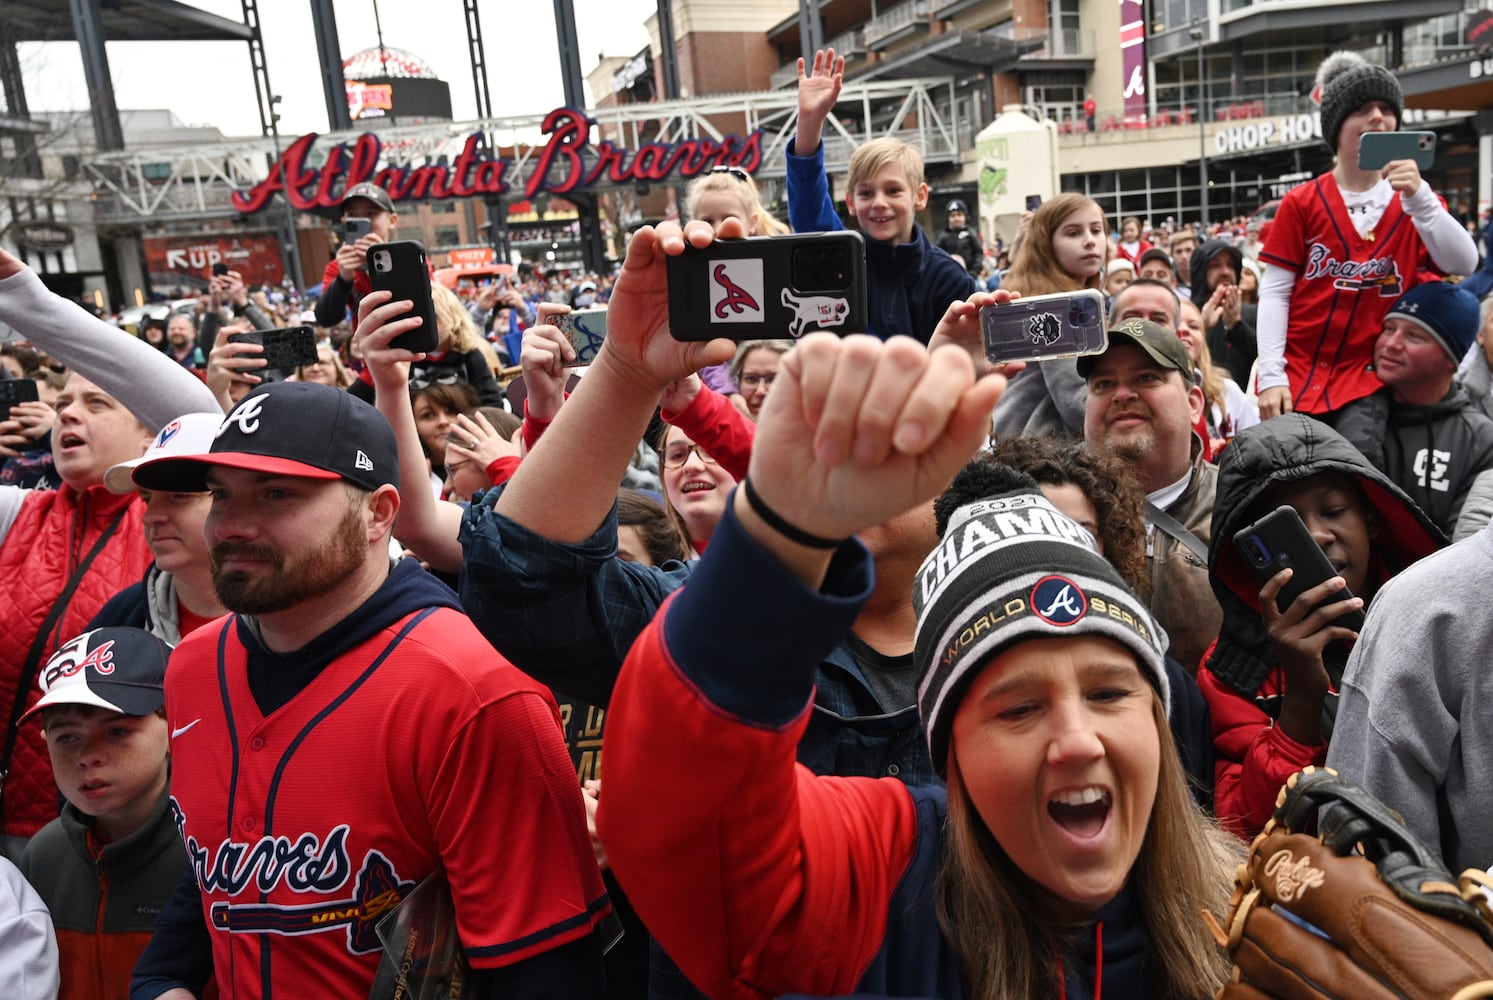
[0, 248, 218, 429]
[601, 333, 1007, 998]
[356, 289, 466, 574]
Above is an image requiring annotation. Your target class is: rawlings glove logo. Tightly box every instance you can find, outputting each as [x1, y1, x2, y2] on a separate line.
[1265, 849, 1326, 902]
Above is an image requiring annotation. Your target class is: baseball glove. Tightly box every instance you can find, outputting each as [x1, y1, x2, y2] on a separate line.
[1207, 766, 1493, 1000]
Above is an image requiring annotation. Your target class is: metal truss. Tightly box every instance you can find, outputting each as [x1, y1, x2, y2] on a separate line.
[78, 77, 961, 224]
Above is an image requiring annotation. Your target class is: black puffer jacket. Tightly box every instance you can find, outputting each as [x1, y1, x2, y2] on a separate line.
[1205, 414, 1444, 700]
[1189, 239, 1257, 386]
[1381, 385, 1493, 535]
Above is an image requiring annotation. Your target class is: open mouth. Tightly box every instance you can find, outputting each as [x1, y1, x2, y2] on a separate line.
[1049, 786, 1111, 837]
[680, 481, 716, 495]
[79, 780, 110, 798]
[58, 432, 85, 449]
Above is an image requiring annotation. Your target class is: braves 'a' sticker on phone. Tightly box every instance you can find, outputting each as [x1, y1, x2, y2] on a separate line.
[709, 260, 764, 323]
[783, 290, 851, 338]
[1029, 313, 1061, 346]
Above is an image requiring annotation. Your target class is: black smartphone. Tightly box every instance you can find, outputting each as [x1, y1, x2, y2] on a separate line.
[667, 231, 868, 342]
[1358, 131, 1436, 171]
[980, 289, 1107, 364]
[1233, 505, 1366, 631]
[229, 325, 320, 379]
[367, 241, 440, 354]
[0, 378, 39, 421]
[344, 217, 373, 242]
[1025, 194, 1043, 212]
[211, 262, 229, 277]
[555, 307, 608, 367]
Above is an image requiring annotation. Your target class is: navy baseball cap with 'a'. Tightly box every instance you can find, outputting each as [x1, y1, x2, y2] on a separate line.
[131, 381, 401, 494]
[21, 628, 171, 725]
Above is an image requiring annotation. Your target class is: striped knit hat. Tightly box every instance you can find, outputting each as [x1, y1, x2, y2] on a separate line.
[914, 472, 1169, 777]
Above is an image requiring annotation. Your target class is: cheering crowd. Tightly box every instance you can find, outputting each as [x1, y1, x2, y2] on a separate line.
[0, 41, 1491, 1000]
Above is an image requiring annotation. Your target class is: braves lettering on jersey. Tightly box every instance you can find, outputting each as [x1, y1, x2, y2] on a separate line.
[166, 608, 609, 999]
[1260, 174, 1438, 414]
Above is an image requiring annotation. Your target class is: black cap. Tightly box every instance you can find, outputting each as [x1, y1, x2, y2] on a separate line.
[341, 182, 395, 214]
[22, 628, 171, 724]
[1077, 318, 1196, 384]
[132, 381, 401, 494]
[1137, 247, 1174, 273]
[946, 199, 967, 214]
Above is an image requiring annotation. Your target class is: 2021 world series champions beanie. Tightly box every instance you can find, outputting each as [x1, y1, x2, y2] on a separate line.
[913, 478, 1169, 778]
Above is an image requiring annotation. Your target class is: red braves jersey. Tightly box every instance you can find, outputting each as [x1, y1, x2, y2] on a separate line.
[165, 609, 608, 999]
[1260, 174, 1436, 413]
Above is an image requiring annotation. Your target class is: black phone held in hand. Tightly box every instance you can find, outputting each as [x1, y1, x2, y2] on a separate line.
[367, 241, 440, 355]
[666, 231, 868, 342]
[211, 262, 229, 277]
[0, 378, 40, 421]
[1233, 504, 1366, 632]
[228, 325, 320, 380]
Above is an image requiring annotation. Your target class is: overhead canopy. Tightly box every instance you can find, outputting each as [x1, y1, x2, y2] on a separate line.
[854, 30, 1041, 82]
[5, 0, 252, 42]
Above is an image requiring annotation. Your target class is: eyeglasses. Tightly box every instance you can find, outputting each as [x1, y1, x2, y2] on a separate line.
[662, 444, 719, 469]
[711, 165, 750, 183]
[738, 373, 776, 390]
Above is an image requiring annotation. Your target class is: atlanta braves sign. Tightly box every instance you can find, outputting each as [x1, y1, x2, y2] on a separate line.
[232, 105, 765, 215]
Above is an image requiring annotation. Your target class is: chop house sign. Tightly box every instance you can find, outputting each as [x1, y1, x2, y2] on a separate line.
[232, 106, 764, 214]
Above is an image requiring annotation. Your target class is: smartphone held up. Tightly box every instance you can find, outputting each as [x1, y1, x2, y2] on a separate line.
[666, 231, 868, 342]
[979, 289, 1108, 365]
[367, 241, 440, 355]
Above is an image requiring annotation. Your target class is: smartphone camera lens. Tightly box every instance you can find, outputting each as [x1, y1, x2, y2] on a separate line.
[1244, 536, 1271, 568]
[372, 250, 391, 273]
[792, 244, 853, 294]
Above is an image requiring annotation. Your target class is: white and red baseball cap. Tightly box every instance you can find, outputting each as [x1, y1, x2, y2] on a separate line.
[103, 411, 224, 494]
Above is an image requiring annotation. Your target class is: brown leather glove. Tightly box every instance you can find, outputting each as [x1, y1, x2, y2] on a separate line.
[1209, 766, 1493, 1000]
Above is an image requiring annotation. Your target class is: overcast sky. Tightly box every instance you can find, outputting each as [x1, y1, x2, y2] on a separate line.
[16, 0, 659, 138]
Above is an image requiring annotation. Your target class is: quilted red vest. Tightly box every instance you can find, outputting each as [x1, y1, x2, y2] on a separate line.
[0, 485, 148, 839]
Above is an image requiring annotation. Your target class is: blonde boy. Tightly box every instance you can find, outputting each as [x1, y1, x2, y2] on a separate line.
[787, 47, 976, 342]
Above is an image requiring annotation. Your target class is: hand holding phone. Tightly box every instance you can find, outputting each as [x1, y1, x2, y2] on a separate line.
[228, 325, 319, 379]
[0, 379, 40, 422]
[1234, 505, 1366, 632]
[980, 289, 1107, 364]
[554, 307, 608, 367]
[367, 241, 439, 355]
[667, 231, 868, 342]
[1357, 131, 1436, 171]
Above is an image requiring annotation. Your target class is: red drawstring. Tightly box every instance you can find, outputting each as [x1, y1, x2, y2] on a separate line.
[1094, 921, 1103, 1000]
[1055, 920, 1104, 1000]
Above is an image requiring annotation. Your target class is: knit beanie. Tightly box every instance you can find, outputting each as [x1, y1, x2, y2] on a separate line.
[914, 467, 1169, 777]
[1315, 50, 1403, 154]
[1385, 282, 1481, 364]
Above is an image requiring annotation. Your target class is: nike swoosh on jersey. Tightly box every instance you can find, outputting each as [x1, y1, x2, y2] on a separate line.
[172, 719, 202, 738]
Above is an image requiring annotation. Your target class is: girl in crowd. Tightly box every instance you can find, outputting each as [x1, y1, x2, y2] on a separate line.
[349, 283, 504, 406]
[656, 422, 736, 556]
[442, 406, 522, 503]
[1177, 297, 1259, 453]
[1113, 214, 1153, 267]
[992, 193, 1109, 437]
[727, 340, 791, 421]
[412, 378, 480, 496]
[616, 488, 689, 567]
[685, 166, 790, 238]
[1198, 414, 1442, 836]
[293, 343, 354, 388]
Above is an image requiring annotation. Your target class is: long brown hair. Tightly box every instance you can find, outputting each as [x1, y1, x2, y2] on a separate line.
[1003, 193, 1107, 296]
[1180, 299, 1233, 431]
[937, 693, 1236, 999]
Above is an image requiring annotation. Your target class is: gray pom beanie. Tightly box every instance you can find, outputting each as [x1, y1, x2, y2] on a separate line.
[1316, 50, 1402, 154]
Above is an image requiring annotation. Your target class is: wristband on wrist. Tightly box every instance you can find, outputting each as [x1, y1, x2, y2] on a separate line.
[741, 477, 844, 550]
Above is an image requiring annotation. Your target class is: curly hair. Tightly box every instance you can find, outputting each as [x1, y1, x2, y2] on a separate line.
[983, 438, 1150, 600]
